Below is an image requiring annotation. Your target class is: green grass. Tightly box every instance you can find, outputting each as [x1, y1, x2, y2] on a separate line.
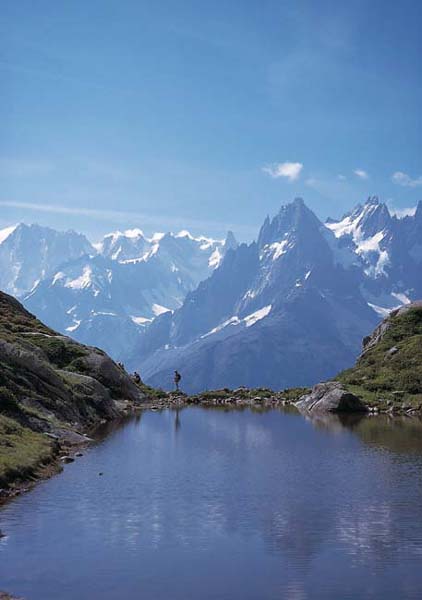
[0, 292, 54, 343]
[29, 335, 88, 369]
[0, 414, 55, 488]
[187, 386, 309, 403]
[337, 307, 422, 407]
[138, 383, 169, 399]
[279, 387, 310, 402]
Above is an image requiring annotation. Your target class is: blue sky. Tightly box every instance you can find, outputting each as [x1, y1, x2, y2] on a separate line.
[1, 0, 421, 241]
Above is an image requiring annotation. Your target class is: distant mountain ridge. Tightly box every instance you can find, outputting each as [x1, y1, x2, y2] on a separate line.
[132, 197, 422, 392]
[1, 196, 421, 392]
[0, 223, 237, 360]
[0, 223, 93, 297]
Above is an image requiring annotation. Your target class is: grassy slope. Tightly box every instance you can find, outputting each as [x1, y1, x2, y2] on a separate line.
[337, 306, 422, 408]
[0, 414, 55, 489]
[0, 291, 143, 491]
[0, 295, 59, 486]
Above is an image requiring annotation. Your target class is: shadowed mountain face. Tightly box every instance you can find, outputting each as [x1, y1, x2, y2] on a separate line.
[133, 198, 422, 393]
[1, 197, 421, 392]
[135, 199, 380, 392]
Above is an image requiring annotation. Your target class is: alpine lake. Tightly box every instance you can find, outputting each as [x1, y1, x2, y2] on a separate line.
[1, 405, 422, 600]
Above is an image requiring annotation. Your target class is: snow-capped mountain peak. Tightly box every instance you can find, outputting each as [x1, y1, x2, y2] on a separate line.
[98, 228, 149, 261]
[326, 197, 393, 278]
[9, 221, 237, 361]
[1, 197, 420, 389]
[130, 196, 422, 393]
[0, 223, 94, 297]
[327, 196, 390, 240]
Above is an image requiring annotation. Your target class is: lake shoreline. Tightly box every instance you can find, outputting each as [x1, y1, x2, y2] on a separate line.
[2, 401, 422, 600]
[2, 386, 421, 509]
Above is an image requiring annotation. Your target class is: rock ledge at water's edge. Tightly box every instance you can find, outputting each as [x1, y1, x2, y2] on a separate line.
[295, 382, 367, 413]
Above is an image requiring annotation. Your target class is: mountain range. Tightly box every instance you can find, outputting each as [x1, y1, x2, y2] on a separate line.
[0, 196, 421, 392]
[0, 223, 236, 360]
[133, 197, 422, 392]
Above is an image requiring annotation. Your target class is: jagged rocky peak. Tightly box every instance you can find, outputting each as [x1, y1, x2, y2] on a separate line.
[326, 196, 392, 241]
[258, 197, 321, 248]
[358, 196, 392, 237]
[224, 230, 238, 251]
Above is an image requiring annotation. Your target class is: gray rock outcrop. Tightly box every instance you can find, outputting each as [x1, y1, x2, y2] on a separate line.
[295, 382, 367, 413]
[362, 301, 422, 355]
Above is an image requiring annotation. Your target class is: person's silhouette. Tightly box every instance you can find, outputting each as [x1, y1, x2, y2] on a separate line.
[174, 370, 181, 392]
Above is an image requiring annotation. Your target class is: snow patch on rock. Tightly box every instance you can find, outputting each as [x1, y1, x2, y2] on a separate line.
[152, 303, 172, 316]
[244, 305, 272, 327]
[0, 224, 18, 245]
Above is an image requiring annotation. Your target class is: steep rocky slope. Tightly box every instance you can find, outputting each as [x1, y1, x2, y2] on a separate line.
[337, 302, 422, 409]
[135, 199, 378, 392]
[135, 198, 422, 393]
[327, 197, 422, 313]
[0, 291, 145, 493]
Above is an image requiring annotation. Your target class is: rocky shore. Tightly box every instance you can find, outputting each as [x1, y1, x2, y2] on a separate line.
[0, 290, 149, 506]
[2, 380, 421, 508]
[1, 296, 421, 508]
[0, 592, 23, 600]
[141, 384, 422, 416]
[0, 401, 142, 506]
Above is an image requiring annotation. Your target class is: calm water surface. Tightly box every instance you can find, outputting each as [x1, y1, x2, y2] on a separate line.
[1, 407, 422, 600]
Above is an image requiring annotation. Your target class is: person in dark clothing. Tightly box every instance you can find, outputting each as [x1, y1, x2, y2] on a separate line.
[132, 371, 142, 385]
[174, 370, 181, 392]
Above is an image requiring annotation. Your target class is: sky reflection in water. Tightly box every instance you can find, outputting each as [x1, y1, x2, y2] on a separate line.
[1, 407, 422, 600]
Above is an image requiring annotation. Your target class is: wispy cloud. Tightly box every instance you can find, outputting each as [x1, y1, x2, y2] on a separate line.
[354, 169, 369, 180]
[262, 161, 303, 181]
[391, 171, 422, 188]
[0, 200, 256, 239]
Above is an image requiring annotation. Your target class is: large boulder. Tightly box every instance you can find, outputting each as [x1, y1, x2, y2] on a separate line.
[295, 382, 367, 413]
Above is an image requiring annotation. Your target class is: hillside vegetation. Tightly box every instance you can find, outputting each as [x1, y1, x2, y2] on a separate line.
[0, 291, 145, 492]
[337, 303, 422, 409]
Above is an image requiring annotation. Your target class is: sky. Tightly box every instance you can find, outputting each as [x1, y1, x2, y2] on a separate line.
[1, 0, 421, 242]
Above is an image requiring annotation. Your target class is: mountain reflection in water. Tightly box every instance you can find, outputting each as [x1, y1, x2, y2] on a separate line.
[1, 407, 422, 600]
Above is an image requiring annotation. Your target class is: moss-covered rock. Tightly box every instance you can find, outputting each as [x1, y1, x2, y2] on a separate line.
[0, 291, 147, 492]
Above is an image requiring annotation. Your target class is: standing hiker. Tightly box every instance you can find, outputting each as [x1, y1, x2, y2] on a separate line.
[174, 370, 181, 392]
